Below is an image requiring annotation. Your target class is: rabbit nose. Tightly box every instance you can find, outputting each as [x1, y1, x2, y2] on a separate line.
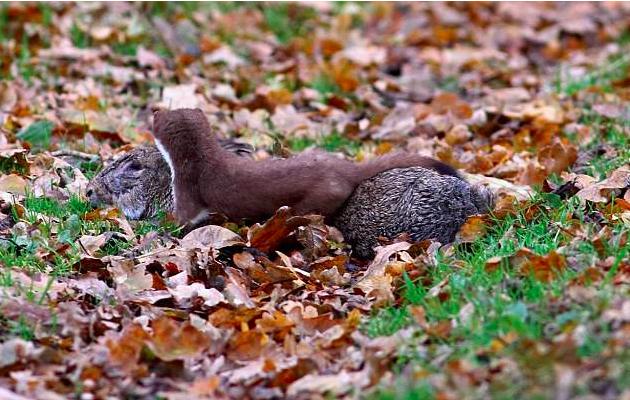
[86, 189, 98, 207]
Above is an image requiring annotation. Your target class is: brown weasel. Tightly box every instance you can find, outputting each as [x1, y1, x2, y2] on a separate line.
[152, 108, 459, 225]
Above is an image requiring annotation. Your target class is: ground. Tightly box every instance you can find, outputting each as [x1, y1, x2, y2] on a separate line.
[0, 2, 629, 399]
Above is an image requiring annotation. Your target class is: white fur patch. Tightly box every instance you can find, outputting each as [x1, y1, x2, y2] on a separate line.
[191, 209, 210, 225]
[155, 139, 177, 208]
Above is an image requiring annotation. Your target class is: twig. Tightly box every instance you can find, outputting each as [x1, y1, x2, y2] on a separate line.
[51, 150, 100, 162]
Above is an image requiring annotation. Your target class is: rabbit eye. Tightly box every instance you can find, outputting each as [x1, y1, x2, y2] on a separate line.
[126, 161, 143, 171]
[120, 161, 145, 177]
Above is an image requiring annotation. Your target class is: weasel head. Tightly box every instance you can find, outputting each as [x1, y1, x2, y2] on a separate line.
[152, 108, 209, 144]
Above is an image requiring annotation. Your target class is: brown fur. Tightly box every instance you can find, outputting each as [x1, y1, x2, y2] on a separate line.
[152, 108, 460, 225]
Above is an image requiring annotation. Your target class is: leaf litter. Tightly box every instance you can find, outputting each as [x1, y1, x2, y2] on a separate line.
[0, 2, 629, 399]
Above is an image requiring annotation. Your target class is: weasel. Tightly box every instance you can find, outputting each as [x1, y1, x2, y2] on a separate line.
[151, 108, 460, 225]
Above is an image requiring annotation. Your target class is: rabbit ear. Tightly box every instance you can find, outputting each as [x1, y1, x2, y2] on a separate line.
[112, 159, 145, 190]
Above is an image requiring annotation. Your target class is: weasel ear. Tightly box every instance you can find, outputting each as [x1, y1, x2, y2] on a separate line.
[152, 106, 165, 124]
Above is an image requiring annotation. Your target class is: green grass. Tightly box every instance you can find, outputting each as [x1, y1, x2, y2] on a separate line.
[18, 34, 35, 82]
[363, 189, 628, 397]
[0, 5, 8, 43]
[1, 191, 181, 275]
[286, 131, 361, 156]
[556, 53, 630, 96]
[17, 120, 53, 151]
[6, 316, 36, 340]
[0, 194, 124, 275]
[99, 237, 132, 256]
[112, 41, 138, 57]
[368, 380, 435, 400]
[575, 112, 630, 179]
[133, 210, 181, 237]
[0, 247, 44, 272]
[365, 193, 578, 336]
[262, 3, 317, 45]
[0, 156, 28, 175]
[78, 160, 102, 181]
[310, 73, 343, 98]
[70, 23, 90, 49]
[39, 3, 53, 28]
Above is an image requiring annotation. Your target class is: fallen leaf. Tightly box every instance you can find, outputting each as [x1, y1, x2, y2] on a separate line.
[287, 370, 370, 397]
[358, 241, 412, 283]
[0, 81, 18, 111]
[150, 317, 210, 361]
[168, 282, 226, 307]
[77, 233, 108, 257]
[181, 224, 244, 250]
[538, 139, 578, 176]
[575, 165, 630, 203]
[592, 103, 628, 120]
[456, 214, 490, 243]
[137, 46, 165, 69]
[248, 207, 312, 253]
[227, 330, 270, 361]
[0, 174, 28, 195]
[338, 45, 386, 66]
[159, 84, 199, 109]
[511, 248, 567, 282]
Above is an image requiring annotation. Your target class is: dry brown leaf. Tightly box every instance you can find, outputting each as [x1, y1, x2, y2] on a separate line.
[159, 84, 199, 109]
[168, 282, 226, 307]
[107, 258, 153, 292]
[511, 248, 567, 282]
[137, 46, 166, 69]
[287, 370, 370, 397]
[575, 165, 630, 203]
[358, 241, 412, 283]
[227, 330, 270, 361]
[456, 214, 489, 243]
[223, 267, 255, 308]
[463, 173, 533, 201]
[409, 305, 428, 328]
[0, 81, 18, 111]
[150, 317, 210, 361]
[77, 234, 108, 257]
[592, 103, 628, 120]
[181, 224, 244, 250]
[338, 45, 386, 66]
[0, 174, 28, 195]
[538, 139, 578, 176]
[107, 323, 149, 368]
[248, 207, 312, 253]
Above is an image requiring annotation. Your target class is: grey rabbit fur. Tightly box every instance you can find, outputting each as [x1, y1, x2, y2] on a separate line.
[87, 144, 494, 258]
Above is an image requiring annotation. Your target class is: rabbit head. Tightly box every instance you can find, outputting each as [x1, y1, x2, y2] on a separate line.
[87, 146, 173, 220]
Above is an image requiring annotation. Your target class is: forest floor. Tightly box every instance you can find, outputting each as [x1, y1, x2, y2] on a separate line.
[0, 3, 629, 399]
